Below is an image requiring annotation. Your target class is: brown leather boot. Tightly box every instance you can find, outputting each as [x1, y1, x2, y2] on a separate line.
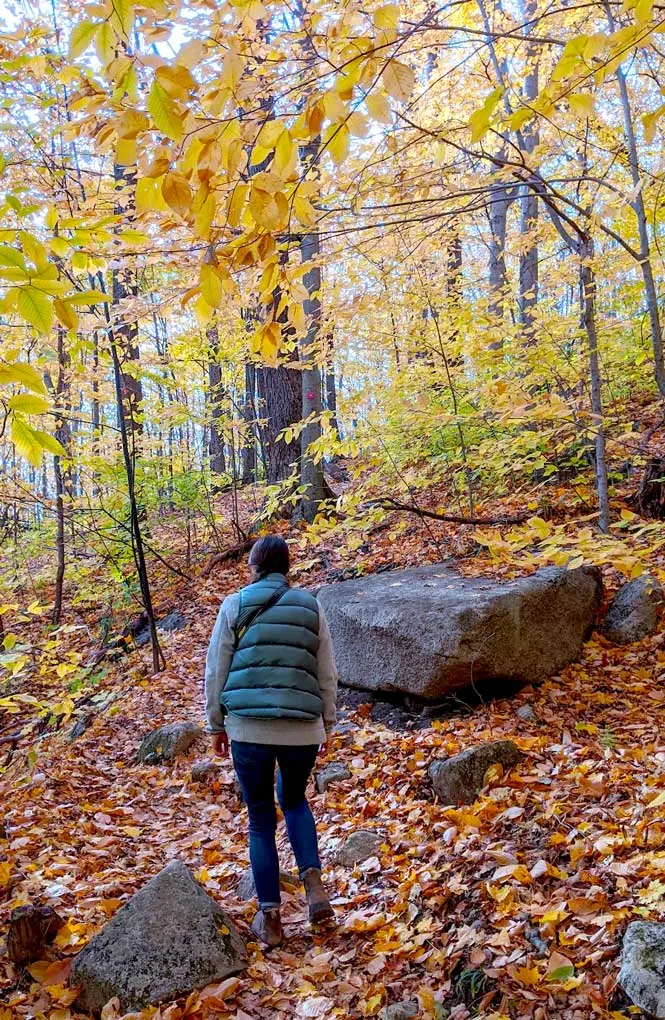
[250, 908, 283, 948]
[303, 868, 334, 923]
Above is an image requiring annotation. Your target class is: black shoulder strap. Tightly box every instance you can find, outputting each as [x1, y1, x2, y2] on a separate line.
[233, 587, 287, 651]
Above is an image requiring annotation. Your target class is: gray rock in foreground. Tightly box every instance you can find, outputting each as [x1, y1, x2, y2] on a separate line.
[619, 921, 665, 1017]
[429, 740, 524, 805]
[602, 574, 664, 645]
[136, 722, 201, 763]
[70, 860, 247, 1012]
[191, 759, 221, 783]
[235, 868, 300, 901]
[382, 1001, 420, 1020]
[334, 830, 382, 867]
[317, 564, 602, 701]
[316, 762, 351, 794]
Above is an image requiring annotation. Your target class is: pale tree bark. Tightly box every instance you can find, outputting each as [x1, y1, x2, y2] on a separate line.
[241, 362, 257, 484]
[580, 242, 610, 532]
[518, 0, 539, 331]
[603, 2, 665, 396]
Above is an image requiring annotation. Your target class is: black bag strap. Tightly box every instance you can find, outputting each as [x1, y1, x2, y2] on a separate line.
[233, 586, 288, 651]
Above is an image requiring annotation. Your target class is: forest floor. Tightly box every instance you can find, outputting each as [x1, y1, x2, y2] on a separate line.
[2, 451, 665, 1020]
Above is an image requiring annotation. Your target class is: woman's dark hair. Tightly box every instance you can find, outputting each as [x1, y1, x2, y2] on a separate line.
[248, 535, 290, 578]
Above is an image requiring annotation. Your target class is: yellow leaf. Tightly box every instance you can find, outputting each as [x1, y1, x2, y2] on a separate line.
[54, 298, 79, 331]
[17, 287, 53, 334]
[162, 172, 192, 216]
[95, 20, 115, 66]
[148, 80, 184, 142]
[273, 130, 295, 175]
[348, 111, 369, 137]
[109, 0, 134, 37]
[136, 177, 169, 213]
[382, 60, 415, 103]
[194, 294, 215, 328]
[491, 863, 532, 884]
[568, 92, 595, 118]
[227, 184, 248, 228]
[8, 393, 49, 415]
[374, 3, 400, 29]
[156, 64, 197, 99]
[293, 195, 318, 228]
[11, 417, 44, 467]
[256, 119, 285, 149]
[194, 193, 216, 240]
[366, 91, 392, 124]
[509, 964, 541, 986]
[635, 0, 653, 22]
[200, 264, 223, 307]
[221, 49, 245, 90]
[0, 861, 11, 887]
[324, 122, 350, 165]
[69, 20, 99, 59]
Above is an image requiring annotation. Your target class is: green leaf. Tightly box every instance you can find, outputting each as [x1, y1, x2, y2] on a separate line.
[17, 287, 54, 334]
[10, 416, 43, 467]
[8, 393, 50, 415]
[547, 965, 575, 983]
[148, 80, 184, 142]
[69, 20, 100, 59]
[0, 246, 26, 270]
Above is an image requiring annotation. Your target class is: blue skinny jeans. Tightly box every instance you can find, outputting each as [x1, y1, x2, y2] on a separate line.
[231, 740, 321, 909]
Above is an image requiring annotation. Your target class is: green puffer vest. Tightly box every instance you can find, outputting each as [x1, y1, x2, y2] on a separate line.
[221, 573, 323, 721]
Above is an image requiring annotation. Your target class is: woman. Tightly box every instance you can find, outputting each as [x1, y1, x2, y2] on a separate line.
[204, 535, 338, 948]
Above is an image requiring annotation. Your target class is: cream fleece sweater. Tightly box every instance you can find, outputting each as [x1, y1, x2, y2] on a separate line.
[204, 591, 338, 745]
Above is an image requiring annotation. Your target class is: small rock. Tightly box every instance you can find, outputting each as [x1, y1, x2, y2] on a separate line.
[428, 740, 524, 805]
[136, 722, 201, 764]
[333, 829, 382, 867]
[516, 705, 536, 722]
[158, 610, 188, 633]
[235, 868, 300, 901]
[70, 860, 246, 1012]
[191, 759, 220, 783]
[602, 574, 664, 645]
[619, 921, 665, 1017]
[316, 762, 351, 794]
[382, 1001, 420, 1020]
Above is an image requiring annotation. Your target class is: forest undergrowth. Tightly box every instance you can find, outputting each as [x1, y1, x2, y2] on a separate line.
[2, 408, 665, 1020]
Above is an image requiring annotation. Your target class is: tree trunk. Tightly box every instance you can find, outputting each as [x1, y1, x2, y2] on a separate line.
[46, 327, 71, 626]
[488, 161, 511, 319]
[256, 364, 301, 484]
[518, 1, 539, 332]
[580, 243, 610, 532]
[298, 186, 327, 521]
[241, 361, 257, 485]
[616, 65, 665, 396]
[206, 323, 227, 489]
[112, 160, 143, 436]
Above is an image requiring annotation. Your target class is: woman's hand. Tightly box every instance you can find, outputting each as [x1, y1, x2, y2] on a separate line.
[211, 731, 229, 756]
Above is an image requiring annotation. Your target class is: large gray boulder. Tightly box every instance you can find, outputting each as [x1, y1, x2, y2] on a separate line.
[429, 740, 524, 805]
[602, 574, 664, 645]
[70, 861, 246, 1012]
[136, 722, 201, 763]
[317, 564, 602, 701]
[619, 921, 665, 1017]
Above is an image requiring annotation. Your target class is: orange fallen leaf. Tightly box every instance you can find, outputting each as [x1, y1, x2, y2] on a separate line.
[27, 960, 72, 985]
